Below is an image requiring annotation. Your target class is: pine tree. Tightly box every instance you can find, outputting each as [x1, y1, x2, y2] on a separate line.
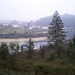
[27, 38, 34, 58]
[48, 11, 66, 43]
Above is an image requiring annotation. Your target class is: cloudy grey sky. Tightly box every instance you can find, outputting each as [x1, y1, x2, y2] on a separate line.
[0, 0, 75, 21]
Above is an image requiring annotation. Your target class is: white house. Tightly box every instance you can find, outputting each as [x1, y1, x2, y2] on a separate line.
[12, 24, 19, 28]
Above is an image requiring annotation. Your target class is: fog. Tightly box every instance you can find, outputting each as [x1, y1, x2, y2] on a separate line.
[0, 0, 75, 21]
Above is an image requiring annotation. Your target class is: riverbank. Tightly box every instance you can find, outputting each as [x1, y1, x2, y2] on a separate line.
[0, 36, 47, 43]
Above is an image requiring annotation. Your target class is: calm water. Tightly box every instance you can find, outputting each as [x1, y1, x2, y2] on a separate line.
[18, 41, 48, 50]
[34, 41, 47, 49]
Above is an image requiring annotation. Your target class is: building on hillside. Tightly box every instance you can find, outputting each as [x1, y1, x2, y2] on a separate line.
[24, 23, 30, 31]
[12, 24, 19, 28]
[29, 25, 41, 29]
[41, 26, 48, 29]
[3, 24, 9, 26]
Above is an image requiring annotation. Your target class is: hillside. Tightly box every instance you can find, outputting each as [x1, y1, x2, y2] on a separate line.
[32, 14, 75, 27]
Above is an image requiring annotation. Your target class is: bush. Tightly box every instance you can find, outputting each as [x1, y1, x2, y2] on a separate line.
[66, 45, 71, 57]
[54, 38, 64, 57]
[47, 50, 56, 61]
[40, 45, 46, 58]
[27, 38, 34, 58]
[11, 58, 34, 72]
[34, 65, 75, 75]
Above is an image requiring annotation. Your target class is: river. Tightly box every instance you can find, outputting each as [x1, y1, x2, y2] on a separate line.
[0, 37, 48, 50]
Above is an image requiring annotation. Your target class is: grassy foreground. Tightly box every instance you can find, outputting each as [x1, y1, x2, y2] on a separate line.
[0, 50, 75, 75]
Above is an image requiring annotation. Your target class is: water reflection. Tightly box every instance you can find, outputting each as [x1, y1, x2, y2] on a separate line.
[0, 41, 48, 51]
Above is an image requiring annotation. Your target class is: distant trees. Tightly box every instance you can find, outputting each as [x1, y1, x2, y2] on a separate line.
[48, 11, 66, 43]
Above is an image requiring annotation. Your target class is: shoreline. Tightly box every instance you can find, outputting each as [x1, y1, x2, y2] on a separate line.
[0, 36, 47, 42]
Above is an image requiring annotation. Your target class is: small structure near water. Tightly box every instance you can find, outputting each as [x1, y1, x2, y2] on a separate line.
[21, 44, 28, 51]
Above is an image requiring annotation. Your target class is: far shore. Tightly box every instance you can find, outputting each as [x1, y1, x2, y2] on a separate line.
[0, 36, 47, 43]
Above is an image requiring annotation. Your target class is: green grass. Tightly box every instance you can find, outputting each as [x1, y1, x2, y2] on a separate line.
[0, 27, 24, 34]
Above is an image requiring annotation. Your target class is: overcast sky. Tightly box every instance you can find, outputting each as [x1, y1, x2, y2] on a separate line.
[0, 0, 75, 21]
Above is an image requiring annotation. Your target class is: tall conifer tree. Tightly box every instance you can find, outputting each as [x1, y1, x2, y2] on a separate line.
[48, 11, 65, 42]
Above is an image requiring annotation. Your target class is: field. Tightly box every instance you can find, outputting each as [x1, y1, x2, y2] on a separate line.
[0, 26, 48, 34]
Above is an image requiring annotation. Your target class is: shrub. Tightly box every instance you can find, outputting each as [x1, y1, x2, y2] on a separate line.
[27, 38, 34, 58]
[34, 65, 75, 75]
[47, 50, 56, 61]
[54, 38, 64, 57]
[0, 42, 9, 68]
[40, 45, 46, 58]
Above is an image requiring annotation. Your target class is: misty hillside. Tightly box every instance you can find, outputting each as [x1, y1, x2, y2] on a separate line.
[32, 14, 75, 27]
